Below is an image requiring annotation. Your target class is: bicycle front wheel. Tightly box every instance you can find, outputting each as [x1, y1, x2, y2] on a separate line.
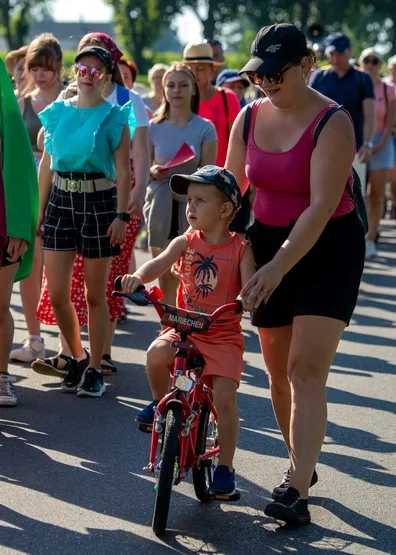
[152, 406, 181, 536]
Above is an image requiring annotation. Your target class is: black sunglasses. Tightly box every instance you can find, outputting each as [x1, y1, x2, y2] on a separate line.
[363, 57, 380, 66]
[246, 62, 295, 86]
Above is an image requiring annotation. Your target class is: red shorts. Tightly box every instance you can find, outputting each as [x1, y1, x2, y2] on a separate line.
[159, 327, 244, 389]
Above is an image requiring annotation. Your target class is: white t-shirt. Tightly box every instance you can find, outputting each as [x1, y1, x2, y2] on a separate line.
[106, 84, 149, 128]
[58, 83, 149, 128]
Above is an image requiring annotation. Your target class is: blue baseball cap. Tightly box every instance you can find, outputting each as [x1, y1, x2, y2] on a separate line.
[216, 69, 250, 88]
[324, 33, 351, 55]
[170, 165, 242, 209]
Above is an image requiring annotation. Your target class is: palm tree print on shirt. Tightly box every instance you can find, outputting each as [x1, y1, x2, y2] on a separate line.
[192, 253, 218, 298]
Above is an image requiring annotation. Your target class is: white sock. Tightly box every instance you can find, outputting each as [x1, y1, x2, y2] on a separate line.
[29, 335, 42, 342]
[75, 351, 87, 362]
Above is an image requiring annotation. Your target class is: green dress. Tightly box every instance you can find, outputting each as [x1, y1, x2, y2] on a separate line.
[0, 58, 38, 282]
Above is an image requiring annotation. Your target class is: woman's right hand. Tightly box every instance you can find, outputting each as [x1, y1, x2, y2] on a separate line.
[150, 164, 168, 180]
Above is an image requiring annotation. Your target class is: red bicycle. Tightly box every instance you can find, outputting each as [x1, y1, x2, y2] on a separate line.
[113, 278, 242, 536]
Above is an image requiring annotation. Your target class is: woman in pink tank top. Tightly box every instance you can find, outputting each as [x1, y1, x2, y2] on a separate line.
[226, 24, 365, 526]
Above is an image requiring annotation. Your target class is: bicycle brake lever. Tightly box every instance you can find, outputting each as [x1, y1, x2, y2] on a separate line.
[129, 286, 149, 306]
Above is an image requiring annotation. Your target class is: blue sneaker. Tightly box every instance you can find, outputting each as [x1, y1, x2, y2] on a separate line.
[135, 400, 158, 425]
[210, 465, 237, 496]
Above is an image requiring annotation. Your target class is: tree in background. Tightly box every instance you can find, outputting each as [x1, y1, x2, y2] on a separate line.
[0, 0, 48, 49]
[106, 0, 182, 70]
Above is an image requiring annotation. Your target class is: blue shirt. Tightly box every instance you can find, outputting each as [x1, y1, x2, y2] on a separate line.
[310, 66, 374, 149]
[39, 99, 136, 180]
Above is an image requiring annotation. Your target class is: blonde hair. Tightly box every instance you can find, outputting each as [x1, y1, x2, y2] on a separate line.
[78, 34, 123, 86]
[22, 33, 62, 95]
[153, 63, 199, 124]
[148, 63, 169, 84]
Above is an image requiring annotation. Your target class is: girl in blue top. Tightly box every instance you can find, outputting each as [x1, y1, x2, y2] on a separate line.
[38, 46, 136, 398]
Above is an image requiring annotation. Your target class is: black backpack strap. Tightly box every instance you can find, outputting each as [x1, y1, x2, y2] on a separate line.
[220, 88, 229, 120]
[313, 105, 343, 146]
[383, 81, 389, 111]
[243, 103, 253, 145]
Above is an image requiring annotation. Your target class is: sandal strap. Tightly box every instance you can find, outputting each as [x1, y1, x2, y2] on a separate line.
[42, 353, 71, 369]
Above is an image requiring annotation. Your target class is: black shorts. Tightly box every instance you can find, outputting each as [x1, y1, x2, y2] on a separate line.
[246, 210, 365, 328]
[1, 239, 21, 268]
[43, 186, 120, 259]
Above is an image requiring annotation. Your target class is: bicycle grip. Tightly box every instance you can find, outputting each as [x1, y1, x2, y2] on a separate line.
[114, 275, 123, 291]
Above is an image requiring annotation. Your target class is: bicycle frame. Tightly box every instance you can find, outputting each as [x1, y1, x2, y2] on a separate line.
[113, 282, 241, 482]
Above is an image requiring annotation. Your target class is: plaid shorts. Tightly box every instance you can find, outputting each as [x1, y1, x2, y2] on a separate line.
[43, 185, 120, 258]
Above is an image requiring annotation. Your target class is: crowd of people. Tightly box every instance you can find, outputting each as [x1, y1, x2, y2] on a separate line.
[0, 22, 394, 527]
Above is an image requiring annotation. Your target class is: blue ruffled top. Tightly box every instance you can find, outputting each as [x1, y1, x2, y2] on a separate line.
[38, 99, 136, 181]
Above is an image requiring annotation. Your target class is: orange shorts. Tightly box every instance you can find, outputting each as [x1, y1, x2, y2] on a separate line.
[159, 327, 244, 389]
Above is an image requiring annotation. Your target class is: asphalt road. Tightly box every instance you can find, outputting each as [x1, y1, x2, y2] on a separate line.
[1, 222, 395, 555]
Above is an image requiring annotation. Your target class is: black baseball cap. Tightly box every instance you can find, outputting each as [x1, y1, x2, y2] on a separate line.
[239, 23, 308, 74]
[75, 46, 113, 74]
[170, 165, 242, 210]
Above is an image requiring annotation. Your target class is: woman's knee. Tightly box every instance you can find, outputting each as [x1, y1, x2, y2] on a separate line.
[288, 355, 328, 391]
[85, 289, 107, 309]
[48, 288, 70, 311]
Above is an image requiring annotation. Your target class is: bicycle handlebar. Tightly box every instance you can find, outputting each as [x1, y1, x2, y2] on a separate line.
[112, 276, 243, 322]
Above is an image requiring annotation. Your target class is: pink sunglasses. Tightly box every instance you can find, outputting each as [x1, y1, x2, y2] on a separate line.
[77, 64, 105, 80]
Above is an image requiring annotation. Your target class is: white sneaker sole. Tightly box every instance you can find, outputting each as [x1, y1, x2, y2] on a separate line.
[77, 384, 106, 398]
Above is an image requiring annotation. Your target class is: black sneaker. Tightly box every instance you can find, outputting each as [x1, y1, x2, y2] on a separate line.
[272, 468, 318, 501]
[61, 352, 90, 393]
[77, 368, 106, 397]
[265, 487, 311, 526]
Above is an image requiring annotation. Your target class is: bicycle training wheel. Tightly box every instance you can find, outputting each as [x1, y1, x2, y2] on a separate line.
[152, 406, 181, 536]
[192, 405, 218, 502]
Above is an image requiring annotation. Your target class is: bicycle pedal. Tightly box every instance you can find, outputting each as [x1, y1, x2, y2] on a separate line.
[138, 423, 153, 434]
[211, 490, 241, 502]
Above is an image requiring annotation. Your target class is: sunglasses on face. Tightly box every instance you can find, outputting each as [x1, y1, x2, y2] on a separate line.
[246, 63, 295, 86]
[363, 58, 380, 66]
[77, 64, 105, 80]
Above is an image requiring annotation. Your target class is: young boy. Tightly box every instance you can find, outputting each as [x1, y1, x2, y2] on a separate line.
[122, 165, 255, 496]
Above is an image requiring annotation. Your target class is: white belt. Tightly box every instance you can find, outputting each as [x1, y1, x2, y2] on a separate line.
[55, 176, 114, 193]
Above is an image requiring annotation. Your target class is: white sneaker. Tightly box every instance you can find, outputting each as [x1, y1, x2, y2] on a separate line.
[0, 373, 17, 406]
[10, 337, 45, 363]
[365, 240, 378, 260]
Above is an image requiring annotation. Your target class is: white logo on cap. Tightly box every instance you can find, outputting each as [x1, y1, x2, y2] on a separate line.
[265, 44, 281, 53]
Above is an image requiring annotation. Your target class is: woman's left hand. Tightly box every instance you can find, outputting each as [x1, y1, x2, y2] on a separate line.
[128, 188, 145, 218]
[107, 218, 127, 246]
[240, 261, 284, 311]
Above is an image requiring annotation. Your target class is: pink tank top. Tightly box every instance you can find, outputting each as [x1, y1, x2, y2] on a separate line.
[245, 101, 355, 227]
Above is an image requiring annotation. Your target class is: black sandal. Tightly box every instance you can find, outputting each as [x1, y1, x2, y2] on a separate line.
[100, 354, 118, 375]
[31, 354, 71, 377]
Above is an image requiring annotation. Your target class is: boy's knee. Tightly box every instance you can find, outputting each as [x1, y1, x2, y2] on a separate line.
[147, 340, 174, 368]
[213, 378, 238, 412]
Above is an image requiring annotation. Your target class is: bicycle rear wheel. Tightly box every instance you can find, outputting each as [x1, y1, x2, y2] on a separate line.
[152, 406, 181, 536]
[192, 405, 217, 502]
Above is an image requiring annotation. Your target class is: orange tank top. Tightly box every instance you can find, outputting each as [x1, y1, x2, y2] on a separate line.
[174, 230, 248, 332]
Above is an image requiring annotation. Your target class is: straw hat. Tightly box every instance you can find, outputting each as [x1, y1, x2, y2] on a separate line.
[5, 46, 28, 76]
[182, 42, 223, 65]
